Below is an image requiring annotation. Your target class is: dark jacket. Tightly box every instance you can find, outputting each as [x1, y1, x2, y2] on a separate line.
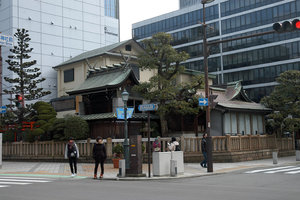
[201, 138, 207, 153]
[93, 143, 107, 161]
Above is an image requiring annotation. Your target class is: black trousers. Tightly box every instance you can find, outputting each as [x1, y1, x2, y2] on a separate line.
[69, 157, 77, 174]
[94, 160, 104, 175]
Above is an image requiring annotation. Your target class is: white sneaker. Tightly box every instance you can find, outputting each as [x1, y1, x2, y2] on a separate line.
[74, 173, 77, 176]
[71, 174, 75, 177]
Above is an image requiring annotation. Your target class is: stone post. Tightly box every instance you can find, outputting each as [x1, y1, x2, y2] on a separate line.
[238, 134, 242, 150]
[106, 137, 112, 158]
[273, 151, 278, 164]
[51, 140, 54, 157]
[249, 134, 252, 150]
[180, 136, 185, 152]
[296, 150, 300, 161]
[0, 133, 2, 169]
[226, 134, 231, 152]
[20, 141, 23, 156]
[87, 138, 91, 156]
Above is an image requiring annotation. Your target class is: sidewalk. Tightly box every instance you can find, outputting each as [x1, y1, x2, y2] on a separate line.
[0, 156, 299, 180]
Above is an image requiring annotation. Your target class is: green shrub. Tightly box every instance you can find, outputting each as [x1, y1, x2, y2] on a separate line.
[112, 144, 124, 158]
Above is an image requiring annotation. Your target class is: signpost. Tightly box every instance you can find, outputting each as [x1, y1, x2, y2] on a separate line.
[199, 98, 208, 106]
[1, 106, 6, 114]
[138, 104, 158, 178]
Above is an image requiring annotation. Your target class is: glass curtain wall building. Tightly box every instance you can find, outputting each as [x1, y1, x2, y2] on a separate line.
[0, 0, 120, 105]
[132, 0, 300, 102]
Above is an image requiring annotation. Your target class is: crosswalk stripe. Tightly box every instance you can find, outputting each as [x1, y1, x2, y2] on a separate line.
[245, 166, 293, 174]
[0, 176, 53, 180]
[285, 170, 300, 174]
[0, 181, 31, 185]
[265, 167, 300, 174]
[0, 178, 51, 183]
[0, 185, 9, 188]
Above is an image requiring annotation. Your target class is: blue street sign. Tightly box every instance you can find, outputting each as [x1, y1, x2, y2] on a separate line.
[0, 106, 6, 113]
[199, 98, 208, 106]
[138, 104, 158, 112]
[116, 108, 134, 119]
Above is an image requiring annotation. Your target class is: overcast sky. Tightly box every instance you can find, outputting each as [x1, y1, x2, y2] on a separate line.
[119, 0, 179, 41]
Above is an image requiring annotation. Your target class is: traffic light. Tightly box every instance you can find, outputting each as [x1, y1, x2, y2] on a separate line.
[15, 94, 24, 109]
[273, 19, 300, 33]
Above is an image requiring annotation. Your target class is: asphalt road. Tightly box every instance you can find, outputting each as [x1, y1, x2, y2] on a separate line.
[0, 167, 299, 200]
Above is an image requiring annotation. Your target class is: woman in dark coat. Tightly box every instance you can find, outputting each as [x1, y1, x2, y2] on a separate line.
[93, 137, 107, 179]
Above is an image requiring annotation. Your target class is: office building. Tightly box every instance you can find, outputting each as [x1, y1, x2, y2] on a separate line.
[133, 0, 300, 102]
[0, 0, 120, 105]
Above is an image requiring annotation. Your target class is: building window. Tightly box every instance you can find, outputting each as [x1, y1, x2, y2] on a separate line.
[105, 0, 119, 19]
[64, 69, 74, 83]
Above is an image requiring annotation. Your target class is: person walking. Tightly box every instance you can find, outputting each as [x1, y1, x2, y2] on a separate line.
[200, 133, 207, 168]
[65, 137, 79, 177]
[93, 136, 107, 179]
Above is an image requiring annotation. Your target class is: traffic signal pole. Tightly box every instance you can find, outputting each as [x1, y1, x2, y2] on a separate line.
[202, 18, 299, 173]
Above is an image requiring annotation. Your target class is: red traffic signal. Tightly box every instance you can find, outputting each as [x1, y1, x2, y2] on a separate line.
[17, 95, 23, 101]
[273, 19, 300, 33]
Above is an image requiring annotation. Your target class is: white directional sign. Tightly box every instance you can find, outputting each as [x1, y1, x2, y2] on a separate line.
[199, 98, 208, 106]
[138, 104, 158, 112]
[0, 34, 13, 46]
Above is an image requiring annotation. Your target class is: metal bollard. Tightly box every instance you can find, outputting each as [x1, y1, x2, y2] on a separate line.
[170, 160, 177, 177]
[272, 151, 278, 164]
[118, 159, 126, 177]
[296, 150, 300, 161]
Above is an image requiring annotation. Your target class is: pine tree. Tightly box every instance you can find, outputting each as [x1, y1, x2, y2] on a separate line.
[4, 28, 51, 123]
[134, 32, 204, 136]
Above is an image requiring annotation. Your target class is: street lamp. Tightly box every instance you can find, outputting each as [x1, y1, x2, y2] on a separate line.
[122, 89, 130, 170]
[202, 0, 214, 173]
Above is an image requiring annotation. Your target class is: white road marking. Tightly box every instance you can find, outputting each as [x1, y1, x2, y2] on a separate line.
[285, 170, 300, 174]
[0, 181, 31, 185]
[245, 166, 294, 174]
[0, 178, 51, 183]
[265, 167, 300, 174]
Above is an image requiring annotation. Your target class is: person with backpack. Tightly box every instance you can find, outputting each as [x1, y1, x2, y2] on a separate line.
[64, 137, 79, 177]
[93, 136, 107, 179]
[200, 133, 207, 168]
[168, 137, 180, 151]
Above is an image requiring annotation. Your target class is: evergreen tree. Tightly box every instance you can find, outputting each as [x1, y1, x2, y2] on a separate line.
[261, 70, 300, 136]
[3, 28, 51, 123]
[134, 32, 204, 136]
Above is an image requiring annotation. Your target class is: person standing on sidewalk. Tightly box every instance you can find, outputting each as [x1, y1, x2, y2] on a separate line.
[64, 137, 79, 177]
[200, 133, 207, 168]
[93, 136, 107, 179]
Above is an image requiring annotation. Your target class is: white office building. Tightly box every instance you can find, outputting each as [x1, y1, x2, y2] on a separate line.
[0, 0, 120, 105]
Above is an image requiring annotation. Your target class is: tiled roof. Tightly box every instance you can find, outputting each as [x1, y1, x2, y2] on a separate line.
[67, 66, 138, 95]
[54, 40, 132, 68]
